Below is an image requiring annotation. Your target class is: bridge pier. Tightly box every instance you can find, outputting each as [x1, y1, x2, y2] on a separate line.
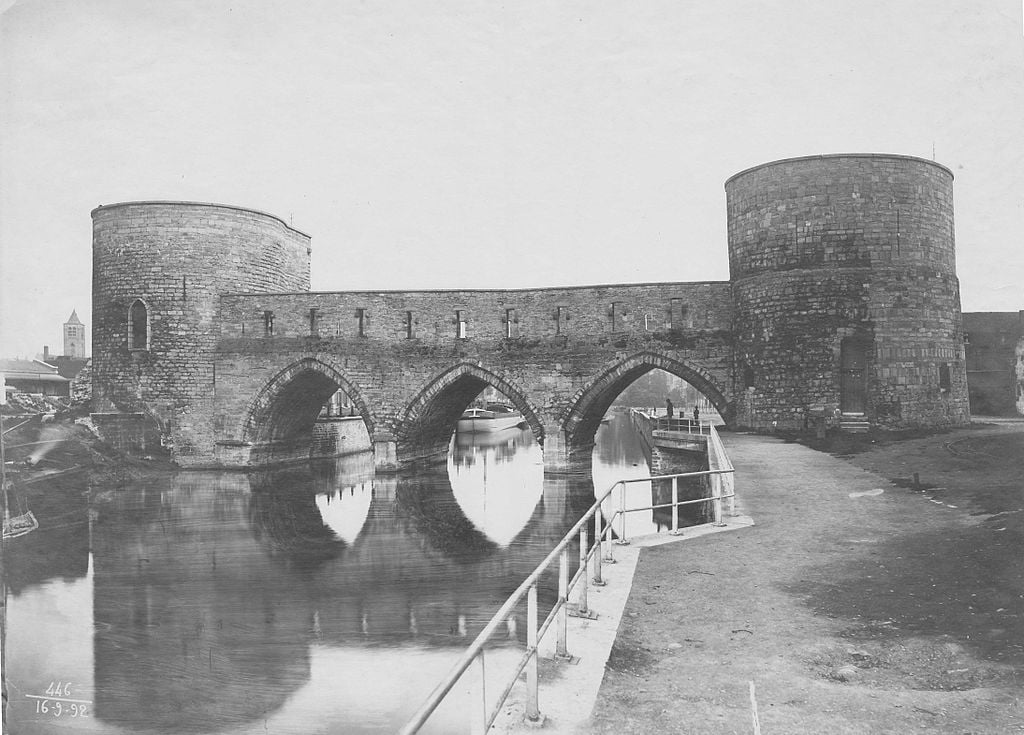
[372, 433, 398, 474]
[541, 422, 593, 476]
[541, 422, 570, 475]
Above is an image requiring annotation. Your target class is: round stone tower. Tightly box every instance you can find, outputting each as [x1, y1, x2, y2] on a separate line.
[91, 202, 311, 458]
[727, 154, 969, 431]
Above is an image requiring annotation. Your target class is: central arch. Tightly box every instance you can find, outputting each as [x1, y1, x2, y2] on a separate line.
[396, 362, 544, 467]
[562, 350, 731, 457]
[240, 357, 374, 463]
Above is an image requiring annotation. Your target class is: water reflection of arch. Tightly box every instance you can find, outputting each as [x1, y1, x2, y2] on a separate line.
[563, 351, 730, 453]
[246, 454, 505, 567]
[305, 468, 598, 644]
[239, 357, 373, 461]
[451, 424, 532, 468]
[392, 469, 499, 561]
[247, 468, 347, 571]
[396, 361, 544, 465]
[88, 459, 605, 735]
[449, 426, 545, 547]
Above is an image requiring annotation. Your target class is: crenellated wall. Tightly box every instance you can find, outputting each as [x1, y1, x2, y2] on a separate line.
[217, 282, 732, 342]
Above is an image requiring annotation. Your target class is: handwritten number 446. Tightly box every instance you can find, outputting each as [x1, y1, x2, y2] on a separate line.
[45, 682, 72, 697]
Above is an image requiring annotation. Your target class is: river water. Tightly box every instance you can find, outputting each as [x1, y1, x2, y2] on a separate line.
[3, 411, 672, 734]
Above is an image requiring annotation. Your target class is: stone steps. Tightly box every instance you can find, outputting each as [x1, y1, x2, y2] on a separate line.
[839, 415, 871, 433]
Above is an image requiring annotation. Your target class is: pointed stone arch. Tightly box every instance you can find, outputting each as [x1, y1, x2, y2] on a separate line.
[397, 361, 544, 464]
[562, 350, 731, 450]
[240, 357, 374, 446]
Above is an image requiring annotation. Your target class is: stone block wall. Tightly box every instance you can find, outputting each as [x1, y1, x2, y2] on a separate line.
[311, 417, 372, 458]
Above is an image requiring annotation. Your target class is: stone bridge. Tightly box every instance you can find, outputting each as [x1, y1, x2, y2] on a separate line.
[212, 283, 732, 472]
[91, 154, 972, 472]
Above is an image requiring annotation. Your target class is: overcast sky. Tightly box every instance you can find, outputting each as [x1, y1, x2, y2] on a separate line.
[1, 0, 1022, 358]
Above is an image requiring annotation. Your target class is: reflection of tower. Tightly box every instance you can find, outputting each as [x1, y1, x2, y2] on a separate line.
[91, 474, 311, 731]
[63, 310, 87, 357]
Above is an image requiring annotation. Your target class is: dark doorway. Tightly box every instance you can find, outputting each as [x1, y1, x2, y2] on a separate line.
[840, 338, 868, 413]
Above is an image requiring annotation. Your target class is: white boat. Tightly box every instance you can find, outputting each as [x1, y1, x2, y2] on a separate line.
[457, 404, 525, 433]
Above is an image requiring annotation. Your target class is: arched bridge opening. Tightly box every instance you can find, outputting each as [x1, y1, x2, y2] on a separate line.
[396, 362, 544, 468]
[562, 351, 730, 465]
[241, 358, 373, 466]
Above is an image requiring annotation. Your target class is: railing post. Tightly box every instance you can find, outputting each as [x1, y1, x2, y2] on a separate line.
[602, 506, 616, 563]
[670, 476, 680, 535]
[593, 511, 605, 585]
[577, 528, 590, 615]
[526, 584, 540, 722]
[617, 482, 629, 545]
[471, 649, 486, 735]
[556, 549, 569, 659]
[712, 473, 724, 526]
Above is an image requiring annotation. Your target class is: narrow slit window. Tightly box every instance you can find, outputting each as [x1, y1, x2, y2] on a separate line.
[406, 311, 415, 339]
[939, 363, 951, 391]
[356, 308, 366, 337]
[609, 302, 624, 332]
[670, 299, 688, 330]
[456, 310, 467, 339]
[505, 308, 518, 338]
[128, 299, 149, 350]
[556, 306, 567, 334]
[264, 310, 274, 337]
[309, 308, 320, 337]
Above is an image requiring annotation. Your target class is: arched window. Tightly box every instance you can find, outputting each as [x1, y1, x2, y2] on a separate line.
[128, 299, 149, 350]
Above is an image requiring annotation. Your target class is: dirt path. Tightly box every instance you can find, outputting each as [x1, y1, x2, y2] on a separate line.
[587, 425, 1024, 734]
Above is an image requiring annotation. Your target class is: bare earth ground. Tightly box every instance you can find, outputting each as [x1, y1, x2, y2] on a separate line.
[587, 421, 1024, 734]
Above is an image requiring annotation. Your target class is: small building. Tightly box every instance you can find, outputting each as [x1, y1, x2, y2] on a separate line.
[962, 312, 1024, 416]
[0, 358, 71, 397]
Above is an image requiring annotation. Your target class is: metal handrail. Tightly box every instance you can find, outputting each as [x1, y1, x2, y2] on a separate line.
[399, 428, 736, 734]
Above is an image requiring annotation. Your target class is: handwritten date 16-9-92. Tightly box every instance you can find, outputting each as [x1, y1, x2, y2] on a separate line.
[28, 681, 91, 719]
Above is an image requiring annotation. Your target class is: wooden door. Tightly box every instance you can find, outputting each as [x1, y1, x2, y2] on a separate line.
[840, 339, 868, 413]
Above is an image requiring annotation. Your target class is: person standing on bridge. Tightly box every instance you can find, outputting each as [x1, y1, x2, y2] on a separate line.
[666, 398, 674, 418]
[692, 405, 700, 423]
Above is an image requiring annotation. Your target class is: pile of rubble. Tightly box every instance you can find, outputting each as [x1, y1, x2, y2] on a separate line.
[1, 392, 70, 417]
